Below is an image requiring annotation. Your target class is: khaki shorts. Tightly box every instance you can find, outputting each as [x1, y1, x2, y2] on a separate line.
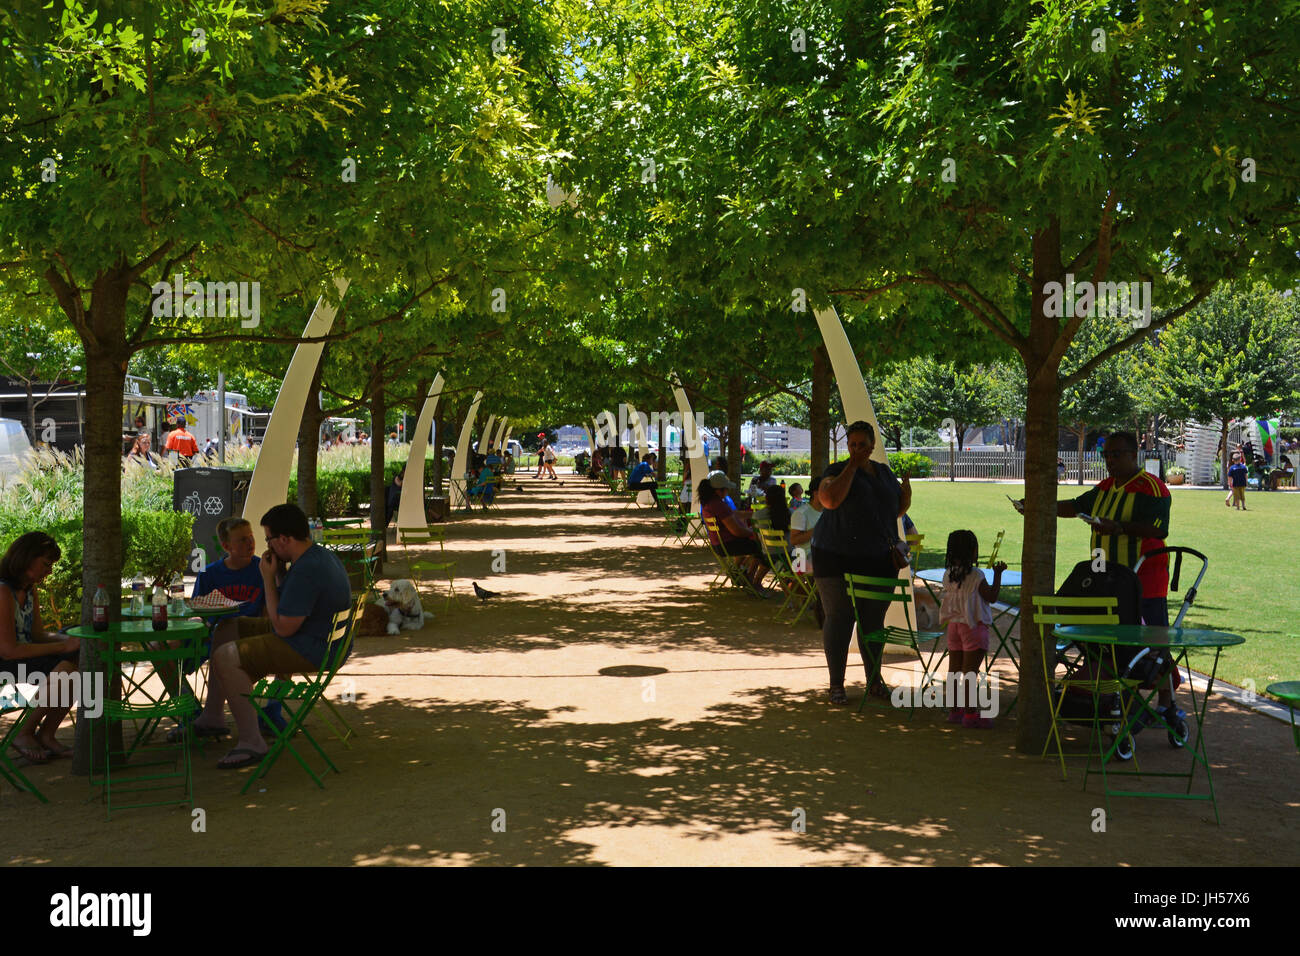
[235, 628, 317, 681]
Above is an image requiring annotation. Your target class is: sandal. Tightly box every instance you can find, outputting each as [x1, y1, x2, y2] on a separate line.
[216, 747, 266, 770]
[828, 687, 849, 706]
[11, 742, 49, 764]
[166, 722, 230, 744]
[868, 682, 893, 700]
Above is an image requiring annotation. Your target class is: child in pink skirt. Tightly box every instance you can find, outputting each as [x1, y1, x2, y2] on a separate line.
[940, 530, 1006, 729]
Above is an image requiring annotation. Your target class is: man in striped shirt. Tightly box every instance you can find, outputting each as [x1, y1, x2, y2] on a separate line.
[1055, 430, 1179, 715]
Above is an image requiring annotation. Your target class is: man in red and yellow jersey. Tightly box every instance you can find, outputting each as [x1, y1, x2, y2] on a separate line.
[1055, 430, 1179, 713]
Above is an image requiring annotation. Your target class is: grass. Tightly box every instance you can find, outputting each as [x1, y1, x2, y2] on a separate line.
[897, 480, 1299, 695]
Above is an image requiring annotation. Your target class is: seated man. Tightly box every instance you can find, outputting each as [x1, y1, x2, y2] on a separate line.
[468, 454, 496, 506]
[627, 452, 658, 494]
[168, 516, 281, 741]
[609, 445, 628, 479]
[503, 451, 516, 475]
[384, 472, 403, 525]
[210, 504, 351, 770]
[484, 445, 503, 472]
[746, 460, 778, 502]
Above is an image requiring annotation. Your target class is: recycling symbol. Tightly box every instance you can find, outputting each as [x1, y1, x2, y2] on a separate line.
[203, 496, 224, 515]
[181, 492, 202, 516]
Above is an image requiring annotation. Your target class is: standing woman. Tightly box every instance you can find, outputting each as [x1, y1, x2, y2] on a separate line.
[0, 532, 82, 761]
[812, 421, 912, 705]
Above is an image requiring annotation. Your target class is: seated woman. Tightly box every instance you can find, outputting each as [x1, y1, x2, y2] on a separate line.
[468, 453, 496, 506]
[764, 484, 792, 544]
[698, 475, 768, 590]
[0, 532, 81, 762]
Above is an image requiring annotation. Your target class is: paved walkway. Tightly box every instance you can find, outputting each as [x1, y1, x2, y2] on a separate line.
[7, 472, 1298, 865]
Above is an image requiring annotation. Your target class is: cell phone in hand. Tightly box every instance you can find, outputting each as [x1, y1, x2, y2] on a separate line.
[1006, 495, 1025, 514]
[1077, 512, 1101, 525]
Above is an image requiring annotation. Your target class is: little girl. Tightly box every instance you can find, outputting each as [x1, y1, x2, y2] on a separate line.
[939, 530, 1005, 729]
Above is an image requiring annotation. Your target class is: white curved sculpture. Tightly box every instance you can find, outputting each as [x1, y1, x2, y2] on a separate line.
[397, 373, 444, 529]
[450, 391, 483, 509]
[671, 372, 710, 505]
[626, 403, 650, 461]
[477, 414, 497, 454]
[243, 277, 349, 550]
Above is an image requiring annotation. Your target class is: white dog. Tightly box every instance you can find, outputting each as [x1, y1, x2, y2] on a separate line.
[380, 579, 433, 635]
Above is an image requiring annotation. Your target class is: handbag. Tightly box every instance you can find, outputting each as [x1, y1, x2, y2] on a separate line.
[860, 464, 910, 569]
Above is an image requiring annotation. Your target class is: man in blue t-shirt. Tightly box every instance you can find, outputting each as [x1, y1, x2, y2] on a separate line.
[210, 504, 351, 770]
[627, 452, 658, 493]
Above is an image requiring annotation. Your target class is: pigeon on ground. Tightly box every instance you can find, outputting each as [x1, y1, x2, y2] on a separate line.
[473, 582, 500, 602]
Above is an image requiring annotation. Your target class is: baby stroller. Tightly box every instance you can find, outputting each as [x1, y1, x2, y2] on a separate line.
[1047, 546, 1208, 761]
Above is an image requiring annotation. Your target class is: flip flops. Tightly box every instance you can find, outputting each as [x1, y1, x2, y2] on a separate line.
[11, 742, 50, 764]
[216, 747, 266, 770]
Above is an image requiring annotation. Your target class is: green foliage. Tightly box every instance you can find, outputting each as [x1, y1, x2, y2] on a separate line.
[1134, 283, 1300, 425]
[121, 511, 195, 586]
[888, 452, 935, 479]
[878, 358, 1004, 450]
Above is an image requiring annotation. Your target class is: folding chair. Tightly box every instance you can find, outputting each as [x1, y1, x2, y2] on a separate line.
[241, 601, 359, 793]
[397, 525, 458, 609]
[313, 592, 368, 748]
[1031, 595, 1121, 781]
[702, 516, 765, 597]
[653, 488, 689, 545]
[98, 633, 204, 817]
[759, 529, 818, 625]
[0, 684, 49, 803]
[321, 527, 382, 595]
[843, 573, 945, 717]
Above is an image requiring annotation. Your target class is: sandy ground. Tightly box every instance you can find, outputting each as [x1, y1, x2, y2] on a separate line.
[5, 474, 1298, 866]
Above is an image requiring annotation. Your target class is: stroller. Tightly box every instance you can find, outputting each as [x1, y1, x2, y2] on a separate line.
[1047, 546, 1209, 761]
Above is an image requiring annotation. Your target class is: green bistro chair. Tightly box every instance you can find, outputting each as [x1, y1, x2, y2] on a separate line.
[321, 527, 382, 595]
[0, 684, 49, 803]
[759, 529, 818, 626]
[702, 516, 765, 597]
[843, 573, 945, 718]
[311, 593, 368, 749]
[397, 525, 458, 610]
[1031, 595, 1121, 781]
[97, 630, 205, 818]
[652, 488, 688, 546]
[241, 600, 360, 794]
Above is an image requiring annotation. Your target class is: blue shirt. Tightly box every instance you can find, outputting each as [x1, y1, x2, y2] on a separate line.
[811, 459, 903, 558]
[1228, 462, 1248, 488]
[277, 545, 352, 667]
[628, 462, 654, 483]
[192, 557, 265, 616]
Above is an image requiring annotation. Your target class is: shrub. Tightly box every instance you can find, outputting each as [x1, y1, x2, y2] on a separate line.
[1166, 465, 1187, 477]
[888, 452, 935, 478]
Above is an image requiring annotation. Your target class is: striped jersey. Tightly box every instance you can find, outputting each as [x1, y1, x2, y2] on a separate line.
[1072, 471, 1171, 598]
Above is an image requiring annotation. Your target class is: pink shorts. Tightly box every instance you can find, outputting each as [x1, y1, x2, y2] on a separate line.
[945, 621, 990, 653]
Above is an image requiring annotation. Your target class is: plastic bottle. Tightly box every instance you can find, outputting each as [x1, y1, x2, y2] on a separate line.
[130, 573, 146, 615]
[169, 572, 186, 615]
[92, 584, 110, 632]
[151, 584, 168, 631]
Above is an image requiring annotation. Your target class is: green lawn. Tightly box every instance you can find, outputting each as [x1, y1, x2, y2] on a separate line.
[902, 481, 1299, 695]
[770, 474, 1298, 694]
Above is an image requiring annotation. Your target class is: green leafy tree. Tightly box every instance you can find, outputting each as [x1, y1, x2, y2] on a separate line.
[1135, 282, 1300, 487]
[1059, 316, 1138, 483]
[879, 358, 1001, 450]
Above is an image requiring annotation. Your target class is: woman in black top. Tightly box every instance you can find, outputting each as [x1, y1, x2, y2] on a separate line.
[812, 421, 912, 705]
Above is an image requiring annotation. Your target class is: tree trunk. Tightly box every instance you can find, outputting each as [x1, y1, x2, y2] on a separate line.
[726, 375, 743, 485]
[296, 354, 326, 516]
[1015, 223, 1066, 755]
[1076, 423, 1086, 484]
[369, 380, 387, 556]
[71, 270, 132, 775]
[810, 344, 831, 479]
[657, 411, 667, 481]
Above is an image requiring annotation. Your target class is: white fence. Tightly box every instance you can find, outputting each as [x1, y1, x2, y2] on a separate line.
[906, 447, 1149, 482]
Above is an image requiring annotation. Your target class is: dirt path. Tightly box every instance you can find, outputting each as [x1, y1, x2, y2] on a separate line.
[8, 473, 1298, 865]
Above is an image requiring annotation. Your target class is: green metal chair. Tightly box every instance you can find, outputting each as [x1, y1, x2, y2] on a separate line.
[759, 529, 819, 625]
[843, 573, 945, 717]
[0, 684, 48, 803]
[241, 601, 359, 794]
[702, 516, 765, 597]
[312, 593, 367, 748]
[397, 525, 458, 610]
[321, 527, 382, 595]
[98, 634, 204, 817]
[1031, 594, 1121, 780]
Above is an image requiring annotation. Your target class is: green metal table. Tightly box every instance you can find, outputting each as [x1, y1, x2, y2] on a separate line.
[1053, 624, 1243, 824]
[1266, 681, 1300, 752]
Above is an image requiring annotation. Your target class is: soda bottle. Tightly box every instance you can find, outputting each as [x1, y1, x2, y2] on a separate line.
[151, 584, 168, 631]
[92, 584, 110, 632]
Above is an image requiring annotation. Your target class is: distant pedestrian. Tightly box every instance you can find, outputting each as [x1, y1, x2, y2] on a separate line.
[1226, 453, 1248, 510]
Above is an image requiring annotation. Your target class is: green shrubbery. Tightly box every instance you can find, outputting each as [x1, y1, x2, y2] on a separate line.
[887, 452, 935, 478]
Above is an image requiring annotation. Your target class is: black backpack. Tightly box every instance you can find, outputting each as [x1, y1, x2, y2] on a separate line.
[1054, 559, 1142, 623]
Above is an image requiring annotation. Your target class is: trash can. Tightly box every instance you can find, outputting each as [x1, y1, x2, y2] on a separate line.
[173, 468, 252, 564]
